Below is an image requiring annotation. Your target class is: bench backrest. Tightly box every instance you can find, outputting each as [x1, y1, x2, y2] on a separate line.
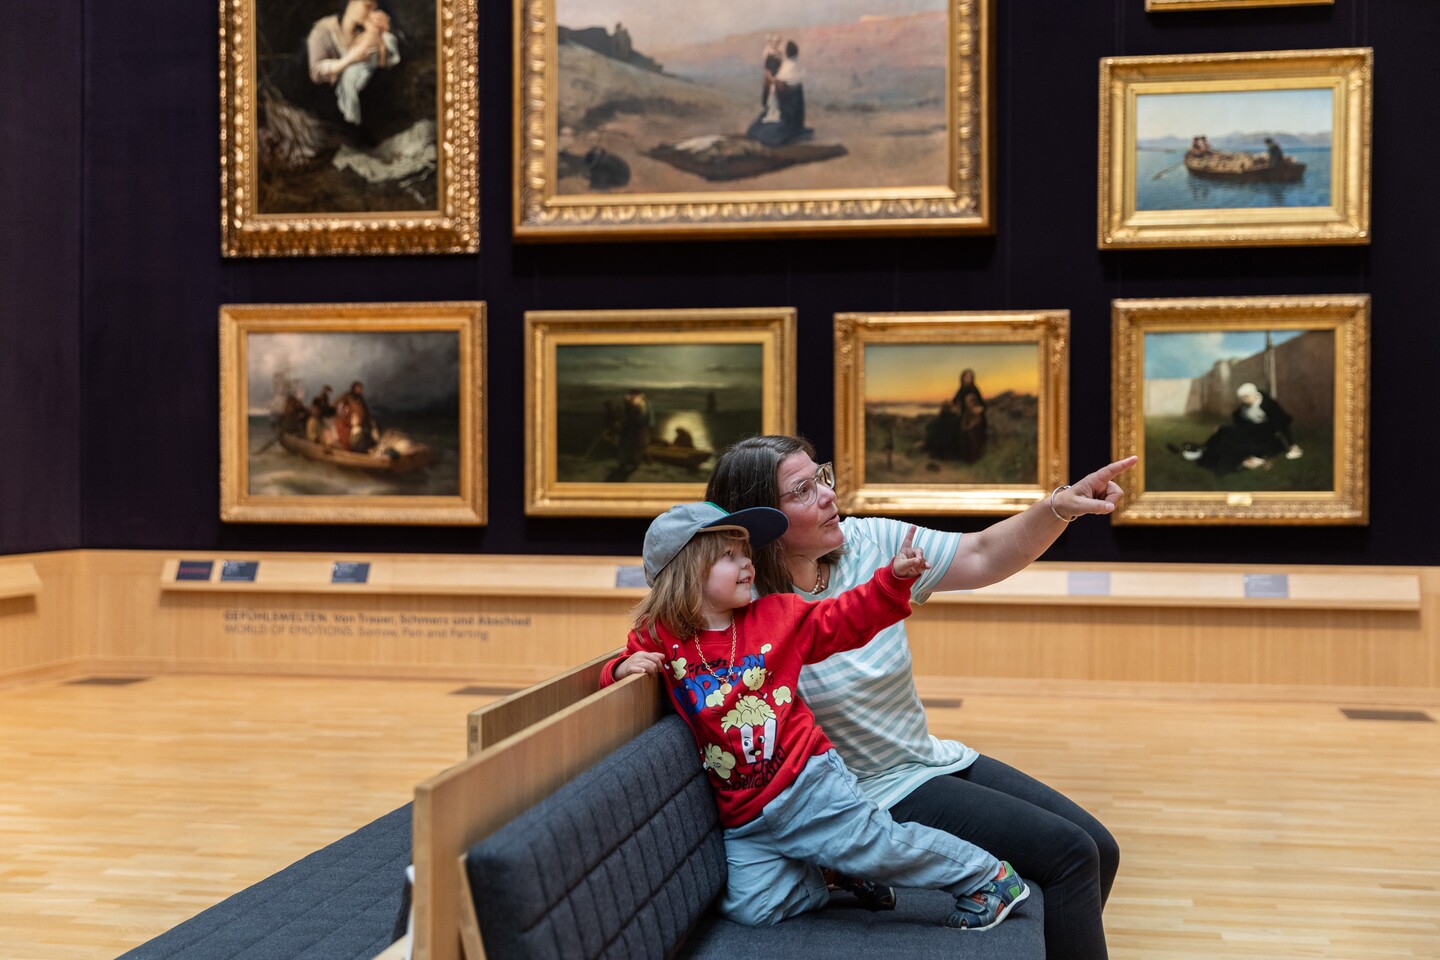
[465, 714, 724, 959]
[412, 672, 665, 960]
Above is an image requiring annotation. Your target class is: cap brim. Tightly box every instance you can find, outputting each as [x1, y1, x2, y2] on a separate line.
[701, 506, 788, 549]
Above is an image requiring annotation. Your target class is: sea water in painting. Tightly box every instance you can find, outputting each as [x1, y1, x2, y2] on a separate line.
[863, 343, 1039, 486]
[1134, 88, 1333, 211]
[252, 0, 439, 214]
[552, 0, 948, 192]
[246, 331, 461, 496]
[1143, 329, 1335, 492]
[555, 343, 764, 483]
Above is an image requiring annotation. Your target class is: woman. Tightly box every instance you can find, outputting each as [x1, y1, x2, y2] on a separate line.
[952, 368, 987, 463]
[702, 435, 1132, 959]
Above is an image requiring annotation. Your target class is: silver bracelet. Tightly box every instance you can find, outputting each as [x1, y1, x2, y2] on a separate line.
[1049, 484, 1078, 523]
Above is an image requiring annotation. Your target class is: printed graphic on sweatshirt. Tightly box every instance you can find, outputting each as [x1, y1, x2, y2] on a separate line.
[666, 641, 793, 791]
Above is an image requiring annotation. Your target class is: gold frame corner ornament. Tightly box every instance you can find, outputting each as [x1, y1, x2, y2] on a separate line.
[219, 301, 488, 524]
[1110, 294, 1369, 526]
[220, 0, 479, 257]
[833, 310, 1070, 516]
[1098, 47, 1371, 250]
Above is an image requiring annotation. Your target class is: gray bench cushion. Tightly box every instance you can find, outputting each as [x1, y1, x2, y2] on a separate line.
[466, 714, 725, 960]
[680, 886, 1046, 959]
[467, 713, 1046, 960]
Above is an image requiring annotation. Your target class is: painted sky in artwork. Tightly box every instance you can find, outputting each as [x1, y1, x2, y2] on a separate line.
[1136, 88, 1333, 140]
[1144, 329, 1305, 380]
[864, 343, 1038, 403]
[558, 0, 943, 47]
[557, 342, 763, 392]
[247, 331, 459, 414]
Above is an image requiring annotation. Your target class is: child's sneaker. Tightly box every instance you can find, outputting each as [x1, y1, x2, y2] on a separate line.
[826, 871, 897, 911]
[944, 861, 1029, 931]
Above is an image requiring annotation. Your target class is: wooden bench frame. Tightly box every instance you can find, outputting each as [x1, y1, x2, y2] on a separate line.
[408, 667, 665, 960]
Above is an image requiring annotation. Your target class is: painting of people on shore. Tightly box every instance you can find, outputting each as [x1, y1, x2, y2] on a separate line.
[551, 0, 947, 194]
[245, 330, 462, 497]
[1141, 329, 1335, 493]
[1134, 87, 1333, 212]
[863, 343, 1041, 486]
[517, 0, 990, 237]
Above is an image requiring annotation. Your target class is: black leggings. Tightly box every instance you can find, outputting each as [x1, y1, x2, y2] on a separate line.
[888, 756, 1118, 960]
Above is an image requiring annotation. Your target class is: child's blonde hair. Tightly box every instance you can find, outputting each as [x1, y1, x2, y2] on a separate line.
[632, 529, 750, 640]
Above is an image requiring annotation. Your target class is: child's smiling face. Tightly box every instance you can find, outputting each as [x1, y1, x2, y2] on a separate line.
[701, 538, 754, 619]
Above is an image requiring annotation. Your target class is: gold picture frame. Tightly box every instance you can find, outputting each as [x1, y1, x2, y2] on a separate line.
[1148, 0, 1332, 10]
[513, 0, 993, 240]
[220, 301, 487, 524]
[1099, 48, 1371, 249]
[220, 0, 479, 256]
[1111, 295, 1369, 525]
[834, 310, 1069, 516]
[525, 308, 796, 516]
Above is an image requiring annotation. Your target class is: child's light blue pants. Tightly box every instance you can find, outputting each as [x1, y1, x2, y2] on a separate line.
[715, 749, 1000, 926]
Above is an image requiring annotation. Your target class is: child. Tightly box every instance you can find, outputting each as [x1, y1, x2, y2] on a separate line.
[602, 501, 1029, 930]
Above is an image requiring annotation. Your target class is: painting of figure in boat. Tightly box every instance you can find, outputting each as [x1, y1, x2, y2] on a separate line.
[1134, 88, 1333, 211]
[1111, 295, 1369, 525]
[833, 311, 1068, 516]
[1098, 49, 1371, 249]
[515, 0, 992, 238]
[526, 308, 795, 516]
[220, 302, 486, 525]
[245, 330, 461, 496]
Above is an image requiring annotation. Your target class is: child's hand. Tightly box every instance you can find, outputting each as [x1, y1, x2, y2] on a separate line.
[615, 650, 665, 679]
[891, 525, 929, 579]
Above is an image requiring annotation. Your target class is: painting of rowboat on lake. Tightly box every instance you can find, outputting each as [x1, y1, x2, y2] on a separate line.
[1135, 88, 1333, 211]
[1099, 49, 1371, 249]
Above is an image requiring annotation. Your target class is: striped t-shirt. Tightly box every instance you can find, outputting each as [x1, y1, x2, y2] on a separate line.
[795, 516, 979, 810]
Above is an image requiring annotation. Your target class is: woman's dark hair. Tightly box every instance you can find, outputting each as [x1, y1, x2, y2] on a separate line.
[785, 40, 799, 58]
[705, 435, 839, 597]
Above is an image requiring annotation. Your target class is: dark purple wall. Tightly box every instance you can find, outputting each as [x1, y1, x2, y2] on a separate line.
[0, 0, 83, 553]
[7, 0, 1437, 562]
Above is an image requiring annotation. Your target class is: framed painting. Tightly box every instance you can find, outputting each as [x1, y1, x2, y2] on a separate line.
[220, 302, 486, 524]
[1111, 295, 1369, 525]
[220, 0, 478, 256]
[513, 0, 994, 240]
[833, 311, 1069, 515]
[525, 308, 796, 516]
[1147, 0, 1332, 9]
[1099, 48, 1371, 249]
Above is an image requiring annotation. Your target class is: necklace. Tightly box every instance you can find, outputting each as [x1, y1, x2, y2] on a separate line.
[692, 617, 739, 689]
[810, 560, 828, 594]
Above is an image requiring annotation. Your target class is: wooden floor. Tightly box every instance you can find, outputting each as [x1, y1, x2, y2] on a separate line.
[2, 675, 1437, 959]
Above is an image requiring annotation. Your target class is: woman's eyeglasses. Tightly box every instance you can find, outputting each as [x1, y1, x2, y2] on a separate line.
[782, 462, 835, 506]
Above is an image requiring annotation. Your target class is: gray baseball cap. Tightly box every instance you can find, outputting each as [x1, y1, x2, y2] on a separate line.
[642, 501, 789, 586]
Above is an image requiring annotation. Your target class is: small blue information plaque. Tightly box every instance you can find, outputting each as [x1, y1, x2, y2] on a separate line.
[220, 560, 259, 582]
[332, 561, 371, 584]
[1243, 573, 1289, 599]
[614, 565, 648, 588]
[1067, 571, 1112, 596]
[175, 560, 214, 582]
